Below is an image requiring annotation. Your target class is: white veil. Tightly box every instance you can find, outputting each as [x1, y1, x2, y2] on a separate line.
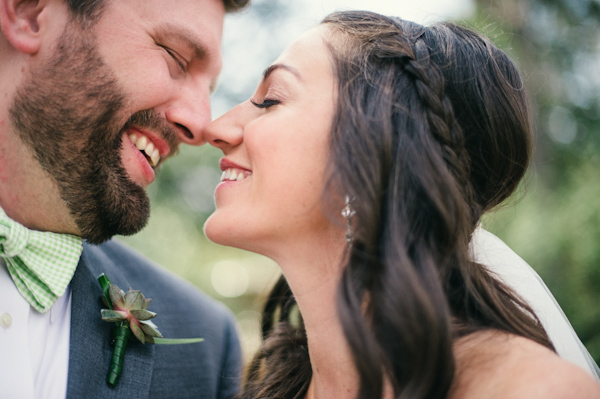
[470, 227, 600, 381]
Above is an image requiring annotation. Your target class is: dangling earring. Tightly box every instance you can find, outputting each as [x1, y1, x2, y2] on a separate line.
[341, 196, 356, 244]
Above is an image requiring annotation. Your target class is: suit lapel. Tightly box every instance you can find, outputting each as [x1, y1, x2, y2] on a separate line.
[66, 244, 155, 398]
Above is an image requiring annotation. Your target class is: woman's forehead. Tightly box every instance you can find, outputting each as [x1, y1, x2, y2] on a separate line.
[275, 25, 331, 63]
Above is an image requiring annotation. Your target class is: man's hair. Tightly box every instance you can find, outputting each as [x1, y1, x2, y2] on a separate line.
[65, 0, 249, 24]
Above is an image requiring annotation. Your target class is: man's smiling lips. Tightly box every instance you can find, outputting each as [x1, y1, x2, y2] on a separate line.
[129, 132, 161, 166]
[122, 127, 172, 187]
[127, 127, 171, 166]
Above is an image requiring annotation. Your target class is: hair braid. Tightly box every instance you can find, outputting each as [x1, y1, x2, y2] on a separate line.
[400, 33, 476, 225]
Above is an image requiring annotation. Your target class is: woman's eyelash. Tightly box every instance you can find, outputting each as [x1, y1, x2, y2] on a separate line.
[250, 99, 280, 109]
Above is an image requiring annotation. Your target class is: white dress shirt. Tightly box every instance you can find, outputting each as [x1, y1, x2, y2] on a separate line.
[0, 258, 71, 399]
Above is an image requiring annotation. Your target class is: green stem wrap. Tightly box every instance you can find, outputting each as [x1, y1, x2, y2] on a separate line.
[107, 324, 131, 387]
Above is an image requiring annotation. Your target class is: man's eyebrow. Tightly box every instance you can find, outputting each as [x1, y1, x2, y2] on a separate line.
[155, 23, 210, 60]
[262, 64, 303, 82]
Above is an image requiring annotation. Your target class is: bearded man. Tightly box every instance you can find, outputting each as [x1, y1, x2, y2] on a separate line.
[0, 0, 248, 397]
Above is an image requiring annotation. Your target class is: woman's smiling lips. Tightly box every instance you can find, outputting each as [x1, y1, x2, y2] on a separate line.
[219, 158, 253, 182]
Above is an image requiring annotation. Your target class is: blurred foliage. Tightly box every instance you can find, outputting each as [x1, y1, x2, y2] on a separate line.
[119, 0, 600, 364]
[471, 0, 600, 363]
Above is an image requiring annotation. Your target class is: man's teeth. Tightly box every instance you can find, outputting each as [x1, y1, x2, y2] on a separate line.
[129, 134, 160, 166]
[220, 168, 249, 182]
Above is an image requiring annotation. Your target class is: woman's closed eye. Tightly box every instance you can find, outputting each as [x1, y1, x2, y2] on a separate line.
[251, 99, 280, 109]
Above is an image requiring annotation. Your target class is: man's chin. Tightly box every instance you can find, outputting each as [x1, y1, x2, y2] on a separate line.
[81, 216, 149, 245]
[75, 188, 151, 245]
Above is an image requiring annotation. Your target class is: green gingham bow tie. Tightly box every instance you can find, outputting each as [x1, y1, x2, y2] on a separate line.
[0, 207, 83, 313]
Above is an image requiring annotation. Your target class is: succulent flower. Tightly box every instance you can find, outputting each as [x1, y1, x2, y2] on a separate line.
[97, 274, 204, 387]
[100, 282, 163, 344]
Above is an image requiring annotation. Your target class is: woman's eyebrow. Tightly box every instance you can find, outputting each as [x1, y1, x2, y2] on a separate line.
[262, 64, 303, 82]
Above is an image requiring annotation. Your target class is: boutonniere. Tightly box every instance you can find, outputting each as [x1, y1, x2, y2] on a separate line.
[98, 274, 204, 387]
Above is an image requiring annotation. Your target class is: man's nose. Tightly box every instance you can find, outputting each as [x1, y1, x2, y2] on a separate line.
[164, 83, 212, 146]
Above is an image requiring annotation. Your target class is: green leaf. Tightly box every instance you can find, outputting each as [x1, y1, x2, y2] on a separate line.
[101, 309, 127, 322]
[152, 337, 205, 345]
[109, 283, 126, 309]
[139, 320, 163, 337]
[124, 290, 144, 310]
[129, 322, 145, 344]
[143, 298, 152, 310]
[130, 309, 157, 321]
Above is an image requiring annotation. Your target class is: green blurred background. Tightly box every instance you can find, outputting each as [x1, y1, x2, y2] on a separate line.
[119, 0, 600, 363]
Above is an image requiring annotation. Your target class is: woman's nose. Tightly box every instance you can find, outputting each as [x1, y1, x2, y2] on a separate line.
[203, 102, 247, 150]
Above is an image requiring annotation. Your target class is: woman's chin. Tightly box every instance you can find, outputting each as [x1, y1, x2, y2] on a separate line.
[203, 215, 229, 246]
[204, 214, 251, 250]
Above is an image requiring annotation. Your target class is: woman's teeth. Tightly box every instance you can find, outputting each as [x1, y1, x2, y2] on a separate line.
[129, 134, 160, 166]
[220, 168, 249, 182]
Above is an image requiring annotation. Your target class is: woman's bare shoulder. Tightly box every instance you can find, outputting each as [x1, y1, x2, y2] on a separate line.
[449, 330, 600, 399]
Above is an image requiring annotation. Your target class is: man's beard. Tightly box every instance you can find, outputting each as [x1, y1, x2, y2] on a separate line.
[9, 22, 176, 244]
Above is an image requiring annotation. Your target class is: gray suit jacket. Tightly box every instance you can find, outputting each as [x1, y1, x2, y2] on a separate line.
[66, 240, 241, 398]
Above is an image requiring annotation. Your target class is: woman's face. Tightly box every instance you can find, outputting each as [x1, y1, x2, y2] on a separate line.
[203, 26, 339, 255]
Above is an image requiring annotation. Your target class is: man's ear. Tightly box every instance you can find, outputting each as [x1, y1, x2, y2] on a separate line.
[0, 0, 48, 54]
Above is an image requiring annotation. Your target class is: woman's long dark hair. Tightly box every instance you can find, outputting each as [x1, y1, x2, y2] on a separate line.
[239, 11, 553, 399]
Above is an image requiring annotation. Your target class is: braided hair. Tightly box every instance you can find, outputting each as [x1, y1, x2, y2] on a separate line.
[240, 11, 551, 399]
